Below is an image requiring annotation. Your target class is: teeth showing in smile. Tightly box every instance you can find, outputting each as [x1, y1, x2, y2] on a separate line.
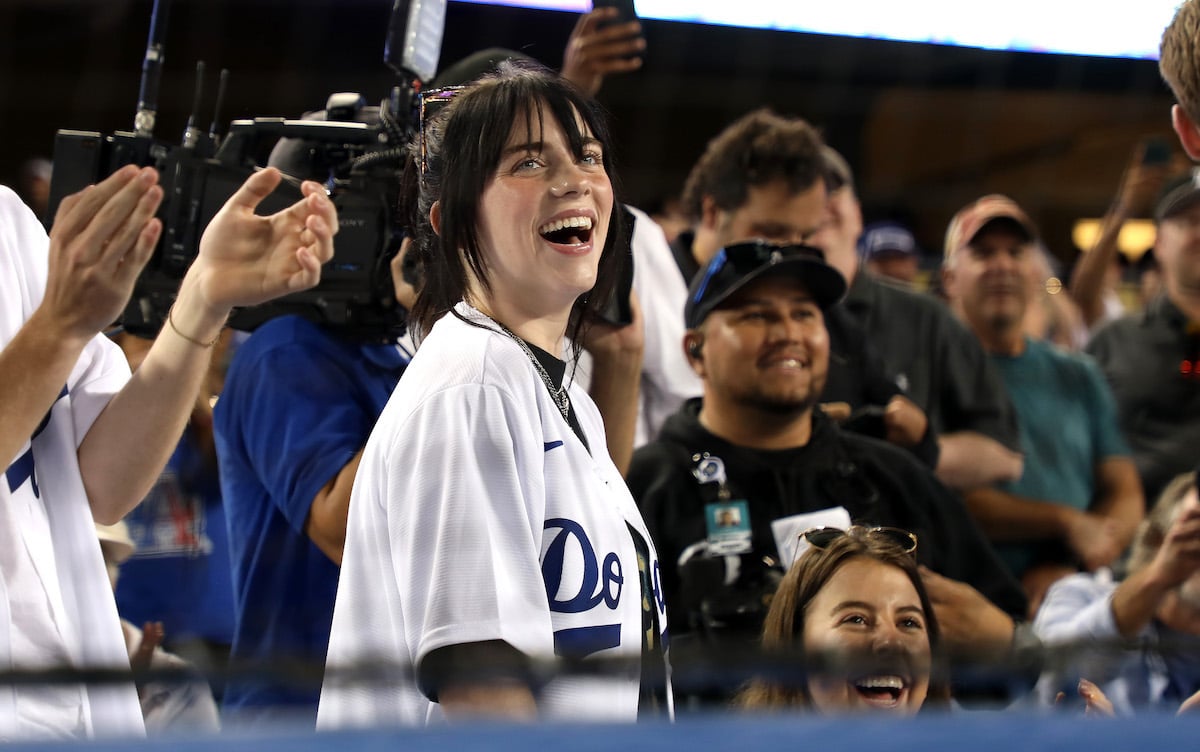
[856, 676, 903, 690]
[854, 675, 905, 703]
[539, 216, 593, 244]
[779, 359, 803, 368]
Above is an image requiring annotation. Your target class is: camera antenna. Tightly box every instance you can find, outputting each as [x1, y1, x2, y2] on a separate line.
[135, 0, 173, 137]
[182, 60, 205, 149]
[208, 68, 230, 145]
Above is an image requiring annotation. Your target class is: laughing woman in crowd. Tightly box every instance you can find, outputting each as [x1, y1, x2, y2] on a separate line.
[317, 63, 669, 727]
[737, 526, 950, 714]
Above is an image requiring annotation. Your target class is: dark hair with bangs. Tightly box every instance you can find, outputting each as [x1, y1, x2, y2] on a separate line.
[735, 530, 951, 713]
[410, 60, 625, 362]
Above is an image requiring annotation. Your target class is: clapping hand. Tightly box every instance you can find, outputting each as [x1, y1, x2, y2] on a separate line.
[41, 165, 164, 343]
[186, 167, 337, 315]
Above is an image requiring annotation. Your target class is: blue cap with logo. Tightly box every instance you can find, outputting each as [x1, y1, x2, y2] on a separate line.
[684, 241, 847, 329]
[859, 221, 919, 261]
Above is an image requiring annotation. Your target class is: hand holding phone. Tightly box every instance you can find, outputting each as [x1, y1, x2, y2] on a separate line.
[1118, 135, 1174, 213]
[592, 0, 639, 27]
[560, 2, 645, 96]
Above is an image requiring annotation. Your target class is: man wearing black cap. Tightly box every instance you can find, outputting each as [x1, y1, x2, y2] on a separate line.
[1088, 169, 1200, 507]
[626, 241, 1026, 703]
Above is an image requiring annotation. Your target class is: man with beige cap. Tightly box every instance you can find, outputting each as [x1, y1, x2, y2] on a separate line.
[942, 194, 1144, 614]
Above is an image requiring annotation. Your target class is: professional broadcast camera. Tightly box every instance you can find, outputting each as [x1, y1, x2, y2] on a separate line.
[46, 0, 446, 342]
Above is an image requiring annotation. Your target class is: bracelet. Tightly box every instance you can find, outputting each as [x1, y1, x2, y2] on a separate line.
[167, 305, 222, 348]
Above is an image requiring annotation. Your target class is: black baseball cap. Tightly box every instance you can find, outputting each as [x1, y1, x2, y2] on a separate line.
[684, 241, 847, 329]
[1156, 167, 1200, 221]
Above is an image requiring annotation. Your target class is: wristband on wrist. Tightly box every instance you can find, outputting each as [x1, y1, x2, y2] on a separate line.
[167, 304, 222, 348]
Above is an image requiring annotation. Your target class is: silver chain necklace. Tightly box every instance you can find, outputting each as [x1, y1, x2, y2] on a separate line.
[491, 319, 570, 422]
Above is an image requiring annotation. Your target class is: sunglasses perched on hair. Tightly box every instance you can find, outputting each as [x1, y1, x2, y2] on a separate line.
[418, 85, 468, 176]
[798, 525, 918, 558]
[692, 241, 827, 303]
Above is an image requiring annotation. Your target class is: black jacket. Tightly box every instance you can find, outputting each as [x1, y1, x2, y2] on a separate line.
[628, 399, 1027, 639]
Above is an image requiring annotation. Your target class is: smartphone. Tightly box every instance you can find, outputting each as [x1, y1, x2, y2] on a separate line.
[595, 206, 635, 327]
[592, 0, 639, 27]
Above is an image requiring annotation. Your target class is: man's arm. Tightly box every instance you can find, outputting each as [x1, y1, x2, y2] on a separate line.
[963, 486, 1125, 572]
[79, 167, 336, 523]
[935, 431, 1023, 490]
[931, 307, 1025, 490]
[0, 166, 162, 471]
[301, 242, 417, 564]
[920, 565, 1016, 664]
[1089, 456, 1144, 554]
[305, 449, 364, 565]
[1068, 143, 1168, 329]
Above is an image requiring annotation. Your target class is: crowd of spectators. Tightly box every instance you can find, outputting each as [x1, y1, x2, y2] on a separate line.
[6, 0, 1200, 740]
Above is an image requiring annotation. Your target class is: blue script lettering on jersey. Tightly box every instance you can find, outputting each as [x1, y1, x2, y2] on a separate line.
[552, 624, 621, 660]
[542, 518, 623, 613]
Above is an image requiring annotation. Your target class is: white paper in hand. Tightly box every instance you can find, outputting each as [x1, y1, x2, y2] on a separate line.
[771, 506, 852, 569]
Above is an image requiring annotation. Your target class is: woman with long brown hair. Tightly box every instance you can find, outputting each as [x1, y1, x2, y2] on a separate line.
[738, 526, 951, 714]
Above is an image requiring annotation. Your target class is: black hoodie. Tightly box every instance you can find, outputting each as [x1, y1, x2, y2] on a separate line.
[627, 399, 1027, 640]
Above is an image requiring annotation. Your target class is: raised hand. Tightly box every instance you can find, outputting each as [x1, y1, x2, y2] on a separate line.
[1114, 141, 1173, 215]
[561, 7, 645, 96]
[883, 394, 928, 447]
[131, 621, 165, 674]
[1078, 678, 1116, 717]
[41, 165, 163, 342]
[1148, 494, 1200, 589]
[188, 167, 337, 314]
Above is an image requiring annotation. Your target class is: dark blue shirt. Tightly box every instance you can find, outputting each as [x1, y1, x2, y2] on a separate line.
[214, 315, 407, 726]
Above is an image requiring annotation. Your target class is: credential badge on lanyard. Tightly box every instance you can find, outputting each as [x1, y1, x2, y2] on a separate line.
[693, 453, 753, 556]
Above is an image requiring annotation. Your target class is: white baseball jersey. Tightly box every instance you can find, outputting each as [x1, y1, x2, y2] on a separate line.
[318, 302, 668, 728]
[0, 187, 143, 739]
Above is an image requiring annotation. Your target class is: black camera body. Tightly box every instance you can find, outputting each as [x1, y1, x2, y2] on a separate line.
[46, 0, 446, 343]
[48, 101, 414, 342]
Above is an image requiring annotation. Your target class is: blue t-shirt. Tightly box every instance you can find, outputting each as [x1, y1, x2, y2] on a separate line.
[213, 315, 408, 726]
[115, 429, 235, 646]
[991, 337, 1130, 576]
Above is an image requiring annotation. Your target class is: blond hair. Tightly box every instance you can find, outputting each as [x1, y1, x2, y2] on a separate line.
[1127, 471, 1198, 573]
[1161, 0, 1200, 125]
